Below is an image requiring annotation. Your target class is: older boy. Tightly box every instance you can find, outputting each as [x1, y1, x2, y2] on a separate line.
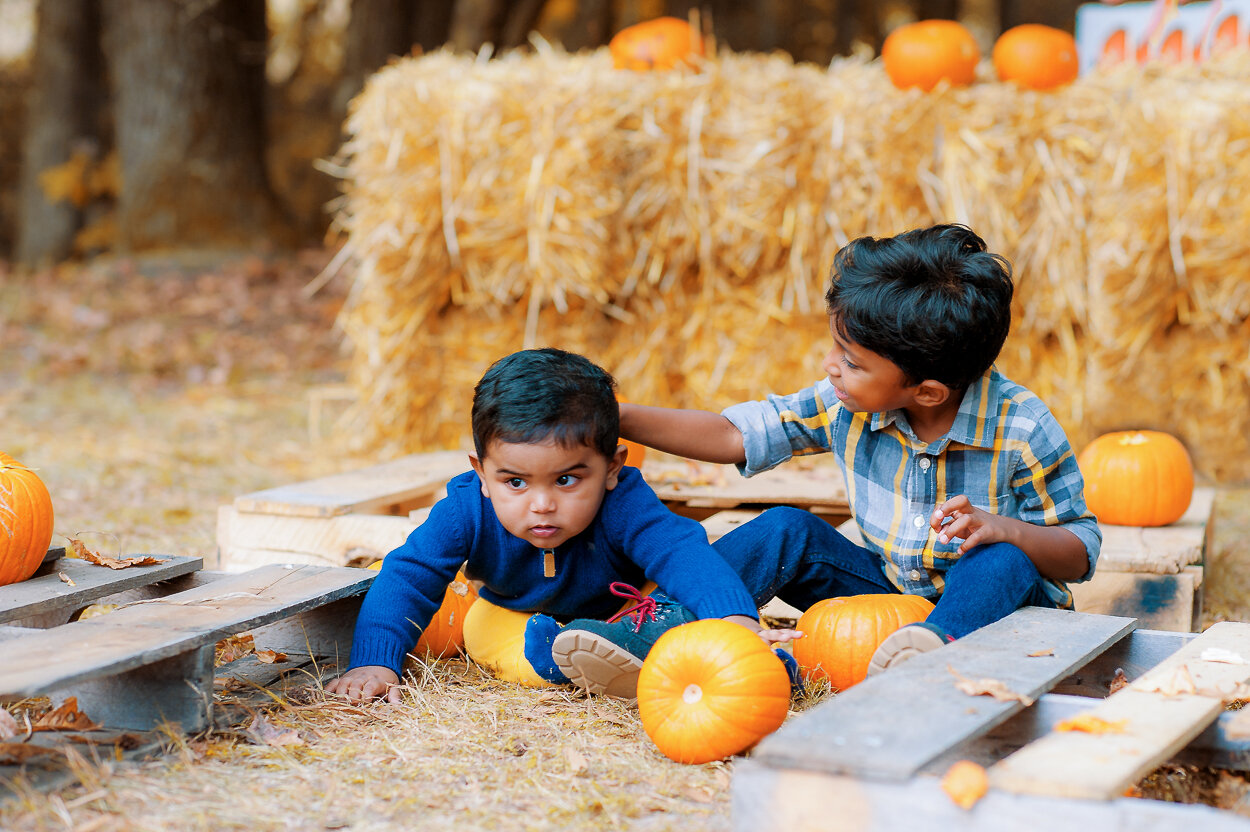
[612, 224, 1101, 674]
[327, 348, 797, 703]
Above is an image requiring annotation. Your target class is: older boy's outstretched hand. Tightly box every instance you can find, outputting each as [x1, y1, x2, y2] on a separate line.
[931, 495, 1011, 555]
[724, 613, 804, 646]
[325, 665, 403, 703]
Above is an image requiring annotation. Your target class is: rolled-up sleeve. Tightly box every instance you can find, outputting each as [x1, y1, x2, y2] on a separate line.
[722, 379, 840, 478]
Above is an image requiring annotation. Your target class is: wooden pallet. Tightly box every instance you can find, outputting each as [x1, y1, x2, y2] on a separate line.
[734, 606, 1250, 831]
[2, 547, 374, 791]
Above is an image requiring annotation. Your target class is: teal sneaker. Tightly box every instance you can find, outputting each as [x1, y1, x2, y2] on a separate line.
[551, 583, 695, 700]
[866, 621, 955, 676]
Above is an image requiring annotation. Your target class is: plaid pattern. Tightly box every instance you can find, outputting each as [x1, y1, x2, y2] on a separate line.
[722, 368, 1101, 608]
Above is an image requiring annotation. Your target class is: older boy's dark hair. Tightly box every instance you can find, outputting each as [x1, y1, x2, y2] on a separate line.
[472, 348, 620, 461]
[824, 224, 1013, 391]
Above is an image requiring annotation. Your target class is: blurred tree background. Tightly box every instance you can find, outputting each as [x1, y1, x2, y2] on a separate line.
[0, 0, 1082, 267]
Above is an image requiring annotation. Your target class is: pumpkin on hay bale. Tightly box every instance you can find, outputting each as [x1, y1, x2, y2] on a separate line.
[0, 452, 55, 587]
[609, 16, 704, 72]
[793, 594, 935, 691]
[881, 19, 980, 91]
[1077, 430, 1195, 527]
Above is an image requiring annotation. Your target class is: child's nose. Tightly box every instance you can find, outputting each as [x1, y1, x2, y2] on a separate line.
[822, 350, 840, 378]
[530, 490, 556, 512]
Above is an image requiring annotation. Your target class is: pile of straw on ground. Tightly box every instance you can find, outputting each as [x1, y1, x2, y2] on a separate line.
[334, 42, 1250, 482]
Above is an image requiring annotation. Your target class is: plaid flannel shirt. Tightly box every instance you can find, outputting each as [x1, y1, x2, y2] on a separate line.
[722, 368, 1101, 608]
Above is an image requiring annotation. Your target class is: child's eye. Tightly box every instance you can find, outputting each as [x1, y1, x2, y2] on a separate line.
[556, 474, 579, 487]
[505, 477, 526, 489]
[842, 356, 858, 370]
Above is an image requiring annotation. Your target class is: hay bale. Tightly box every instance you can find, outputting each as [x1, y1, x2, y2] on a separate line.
[335, 43, 1250, 481]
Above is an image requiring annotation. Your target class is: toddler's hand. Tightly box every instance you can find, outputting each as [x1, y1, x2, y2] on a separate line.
[931, 495, 1011, 555]
[325, 665, 402, 703]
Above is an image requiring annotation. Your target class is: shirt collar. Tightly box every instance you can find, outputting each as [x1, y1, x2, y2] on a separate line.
[867, 368, 1001, 449]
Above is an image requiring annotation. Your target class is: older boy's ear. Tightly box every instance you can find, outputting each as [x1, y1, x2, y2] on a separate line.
[914, 380, 953, 407]
[604, 445, 629, 490]
[468, 453, 490, 497]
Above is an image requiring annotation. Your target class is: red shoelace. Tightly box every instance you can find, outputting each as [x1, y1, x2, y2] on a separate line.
[605, 582, 657, 633]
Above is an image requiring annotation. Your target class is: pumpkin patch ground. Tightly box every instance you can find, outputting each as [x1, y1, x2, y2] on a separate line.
[3, 252, 1250, 828]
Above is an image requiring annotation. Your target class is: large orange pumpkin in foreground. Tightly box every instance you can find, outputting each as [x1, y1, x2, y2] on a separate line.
[993, 24, 1079, 90]
[882, 19, 980, 91]
[367, 564, 478, 657]
[637, 619, 791, 765]
[609, 16, 704, 72]
[0, 452, 55, 587]
[794, 594, 935, 691]
[1077, 430, 1194, 527]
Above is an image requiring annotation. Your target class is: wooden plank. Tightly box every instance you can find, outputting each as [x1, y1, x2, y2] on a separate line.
[1071, 566, 1202, 632]
[1053, 627, 1195, 697]
[1095, 487, 1213, 574]
[989, 621, 1250, 800]
[644, 456, 848, 511]
[0, 555, 203, 625]
[232, 450, 468, 518]
[0, 564, 375, 701]
[751, 606, 1137, 781]
[732, 760, 1250, 832]
[216, 505, 419, 569]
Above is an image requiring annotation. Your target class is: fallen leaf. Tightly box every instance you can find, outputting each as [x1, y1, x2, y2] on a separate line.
[58, 571, 76, 586]
[941, 760, 988, 809]
[1055, 713, 1128, 734]
[564, 746, 588, 775]
[255, 649, 288, 664]
[215, 633, 256, 665]
[0, 709, 19, 740]
[1027, 648, 1055, 657]
[245, 715, 304, 747]
[0, 742, 53, 765]
[33, 698, 100, 732]
[66, 538, 166, 570]
[1141, 664, 1197, 697]
[1109, 668, 1130, 695]
[948, 666, 1035, 706]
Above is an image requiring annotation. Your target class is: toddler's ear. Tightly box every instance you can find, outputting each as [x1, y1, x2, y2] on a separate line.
[468, 453, 490, 497]
[604, 445, 629, 490]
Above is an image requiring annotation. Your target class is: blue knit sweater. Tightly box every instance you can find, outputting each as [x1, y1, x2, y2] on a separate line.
[347, 466, 760, 673]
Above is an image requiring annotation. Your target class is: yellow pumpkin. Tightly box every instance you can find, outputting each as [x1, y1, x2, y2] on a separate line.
[1077, 430, 1194, 527]
[0, 452, 55, 587]
[793, 594, 935, 691]
[637, 619, 791, 765]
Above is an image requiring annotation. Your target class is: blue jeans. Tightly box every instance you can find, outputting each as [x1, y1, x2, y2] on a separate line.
[710, 506, 1057, 639]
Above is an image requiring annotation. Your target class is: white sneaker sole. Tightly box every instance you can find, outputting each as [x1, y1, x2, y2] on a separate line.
[551, 630, 643, 700]
[866, 626, 947, 677]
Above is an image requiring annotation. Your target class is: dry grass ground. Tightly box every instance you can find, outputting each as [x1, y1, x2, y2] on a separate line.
[2, 251, 1250, 830]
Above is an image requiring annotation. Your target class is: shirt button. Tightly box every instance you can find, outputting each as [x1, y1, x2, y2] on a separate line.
[918, 457, 931, 471]
[913, 515, 925, 528]
[909, 569, 923, 581]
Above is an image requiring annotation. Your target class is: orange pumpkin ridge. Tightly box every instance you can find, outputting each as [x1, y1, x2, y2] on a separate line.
[0, 452, 55, 587]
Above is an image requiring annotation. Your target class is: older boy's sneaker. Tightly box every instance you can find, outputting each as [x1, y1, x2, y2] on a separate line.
[552, 583, 695, 700]
[866, 622, 955, 677]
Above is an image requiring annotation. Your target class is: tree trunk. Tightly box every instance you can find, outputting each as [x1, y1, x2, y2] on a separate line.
[412, 0, 455, 54]
[16, 0, 107, 266]
[449, 0, 508, 53]
[336, 0, 412, 116]
[500, 0, 549, 50]
[100, 0, 287, 251]
[1000, 0, 1083, 33]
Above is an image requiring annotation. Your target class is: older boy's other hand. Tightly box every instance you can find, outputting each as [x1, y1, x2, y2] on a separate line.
[931, 495, 1012, 555]
[724, 613, 804, 646]
[325, 665, 403, 703]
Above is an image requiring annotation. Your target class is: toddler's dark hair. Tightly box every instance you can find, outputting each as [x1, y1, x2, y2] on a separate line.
[472, 348, 619, 461]
[824, 224, 1013, 391]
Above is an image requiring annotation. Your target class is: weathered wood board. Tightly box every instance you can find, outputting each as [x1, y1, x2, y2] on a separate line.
[0, 555, 203, 625]
[645, 456, 848, 513]
[217, 507, 418, 570]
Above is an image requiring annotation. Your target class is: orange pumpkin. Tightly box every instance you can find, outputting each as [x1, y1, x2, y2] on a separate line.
[0, 452, 55, 587]
[992, 24, 1079, 90]
[882, 19, 980, 91]
[637, 619, 791, 764]
[367, 563, 478, 657]
[609, 16, 704, 72]
[1077, 430, 1194, 527]
[616, 395, 647, 469]
[794, 594, 935, 691]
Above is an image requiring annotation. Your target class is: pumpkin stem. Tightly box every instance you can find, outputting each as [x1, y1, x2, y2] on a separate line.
[682, 684, 703, 704]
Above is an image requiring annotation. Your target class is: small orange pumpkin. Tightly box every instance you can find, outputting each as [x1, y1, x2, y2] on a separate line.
[609, 16, 704, 72]
[367, 563, 478, 657]
[794, 594, 935, 691]
[616, 395, 647, 469]
[1077, 430, 1194, 527]
[0, 452, 55, 587]
[637, 619, 791, 764]
[882, 19, 980, 91]
[992, 24, 1079, 90]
